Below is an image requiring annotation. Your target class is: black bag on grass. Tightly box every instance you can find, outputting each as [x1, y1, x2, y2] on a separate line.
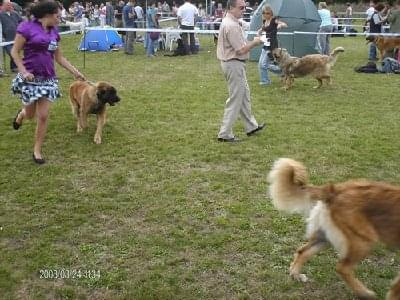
[354, 62, 379, 73]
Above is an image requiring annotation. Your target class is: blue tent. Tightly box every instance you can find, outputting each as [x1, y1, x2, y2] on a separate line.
[79, 28, 123, 51]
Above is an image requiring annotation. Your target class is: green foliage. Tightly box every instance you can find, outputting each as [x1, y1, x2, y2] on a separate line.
[0, 33, 400, 299]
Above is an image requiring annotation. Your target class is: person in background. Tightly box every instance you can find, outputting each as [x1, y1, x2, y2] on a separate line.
[11, 1, 23, 17]
[10, 0, 85, 164]
[177, 0, 198, 55]
[216, 0, 265, 142]
[366, 0, 377, 20]
[145, 0, 157, 57]
[171, 1, 178, 17]
[115, 1, 125, 29]
[253, 2, 259, 11]
[209, 0, 216, 17]
[368, 3, 386, 61]
[134, 1, 144, 28]
[317, 2, 332, 55]
[73, 1, 83, 22]
[92, 4, 100, 26]
[99, 3, 106, 26]
[0, 0, 23, 73]
[0, 21, 3, 76]
[60, 4, 68, 22]
[345, 2, 352, 33]
[331, 10, 339, 33]
[388, 0, 400, 34]
[123, 0, 136, 55]
[162, 1, 170, 15]
[105, 1, 115, 26]
[198, 3, 206, 22]
[215, 2, 223, 18]
[257, 5, 287, 85]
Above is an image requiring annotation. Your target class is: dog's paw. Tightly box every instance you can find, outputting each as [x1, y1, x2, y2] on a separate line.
[290, 272, 308, 283]
[77, 127, 83, 133]
[94, 135, 102, 144]
[356, 289, 376, 300]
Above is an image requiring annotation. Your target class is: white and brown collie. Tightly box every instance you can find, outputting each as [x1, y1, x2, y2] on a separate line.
[268, 158, 400, 300]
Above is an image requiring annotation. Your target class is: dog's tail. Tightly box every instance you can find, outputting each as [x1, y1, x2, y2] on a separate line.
[328, 46, 345, 66]
[268, 158, 335, 215]
[69, 82, 81, 117]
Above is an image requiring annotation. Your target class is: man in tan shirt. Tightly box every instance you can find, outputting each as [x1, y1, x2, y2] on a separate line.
[216, 0, 265, 142]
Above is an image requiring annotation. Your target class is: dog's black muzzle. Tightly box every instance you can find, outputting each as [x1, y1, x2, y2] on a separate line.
[109, 96, 120, 106]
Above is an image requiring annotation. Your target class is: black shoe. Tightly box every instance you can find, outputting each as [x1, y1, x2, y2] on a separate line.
[217, 137, 241, 143]
[247, 123, 266, 136]
[12, 109, 22, 130]
[32, 153, 45, 165]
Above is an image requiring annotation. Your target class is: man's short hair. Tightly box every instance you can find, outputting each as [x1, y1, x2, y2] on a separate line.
[226, 0, 238, 10]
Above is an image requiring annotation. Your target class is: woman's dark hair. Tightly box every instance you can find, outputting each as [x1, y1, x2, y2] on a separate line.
[30, 1, 61, 19]
[375, 3, 385, 11]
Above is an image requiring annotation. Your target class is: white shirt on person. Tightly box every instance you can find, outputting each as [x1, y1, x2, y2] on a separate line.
[134, 5, 144, 19]
[366, 6, 375, 19]
[177, 1, 198, 26]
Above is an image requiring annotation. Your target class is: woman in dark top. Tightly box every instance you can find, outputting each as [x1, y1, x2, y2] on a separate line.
[257, 5, 286, 85]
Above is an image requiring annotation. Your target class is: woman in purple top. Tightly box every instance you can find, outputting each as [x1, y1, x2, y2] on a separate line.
[11, 0, 85, 165]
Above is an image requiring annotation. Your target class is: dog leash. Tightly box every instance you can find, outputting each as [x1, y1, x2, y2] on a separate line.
[85, 80, 96, 86]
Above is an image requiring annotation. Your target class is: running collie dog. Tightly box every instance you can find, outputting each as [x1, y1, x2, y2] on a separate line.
[268, 158, 400, 300]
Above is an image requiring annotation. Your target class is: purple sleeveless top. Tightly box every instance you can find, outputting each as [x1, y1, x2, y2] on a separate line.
[17, 19, 60, 79]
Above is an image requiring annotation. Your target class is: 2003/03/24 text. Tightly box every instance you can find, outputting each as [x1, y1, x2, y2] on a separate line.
[39, 269, 100, 279]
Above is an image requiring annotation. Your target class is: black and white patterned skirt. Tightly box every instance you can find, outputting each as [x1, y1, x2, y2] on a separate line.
[11, 73, 61, 105]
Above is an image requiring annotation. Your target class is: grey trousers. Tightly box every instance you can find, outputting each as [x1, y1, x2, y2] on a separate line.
[318, 25, 333, 55]
[218, 60, 259, 139]
[124, 30, 135, 54]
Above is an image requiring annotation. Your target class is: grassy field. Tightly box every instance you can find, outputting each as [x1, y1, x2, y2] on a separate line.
[1, 32, 400, 300]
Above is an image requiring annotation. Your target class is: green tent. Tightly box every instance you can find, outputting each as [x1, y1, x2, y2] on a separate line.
[249, 0, 321, 61]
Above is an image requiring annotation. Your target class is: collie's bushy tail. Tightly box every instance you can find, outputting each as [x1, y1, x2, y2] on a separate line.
[329, 47, 345, 66]
[268, 158, 332, 215]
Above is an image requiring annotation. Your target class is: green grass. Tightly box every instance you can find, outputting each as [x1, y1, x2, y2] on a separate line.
[1, 33, 400, 299]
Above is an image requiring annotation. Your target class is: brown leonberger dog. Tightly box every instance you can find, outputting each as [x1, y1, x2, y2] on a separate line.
[272, 47, 344, 90]
[69, 81, 120, 144]
[367, 35, 400, 61]
[268, 158, 400, 300]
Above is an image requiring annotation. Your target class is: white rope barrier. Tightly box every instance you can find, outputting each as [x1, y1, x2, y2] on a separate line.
[1, 26, 399, 49]
[0, 29, 81, 47]
[82, 27, 400, 37]
[336, 17, 369, 20]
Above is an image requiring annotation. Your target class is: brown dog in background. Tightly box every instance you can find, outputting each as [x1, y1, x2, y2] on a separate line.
[69, 81, 120, 144]
[273, 47, 344, 90]
[268, 158, 400, 300]
[367, 35, 400, 61]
